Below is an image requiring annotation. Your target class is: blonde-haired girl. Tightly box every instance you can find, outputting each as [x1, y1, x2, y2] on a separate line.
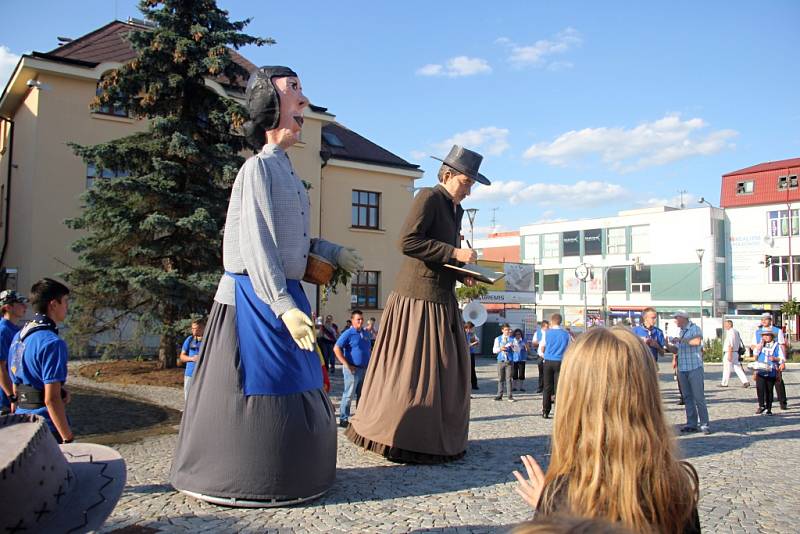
[514, 327, 700, 533]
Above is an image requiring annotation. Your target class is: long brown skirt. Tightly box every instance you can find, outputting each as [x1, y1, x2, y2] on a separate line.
[346, 291, 470, 463]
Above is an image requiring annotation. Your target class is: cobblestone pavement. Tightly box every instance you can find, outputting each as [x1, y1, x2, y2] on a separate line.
[87, 360, 799, 534]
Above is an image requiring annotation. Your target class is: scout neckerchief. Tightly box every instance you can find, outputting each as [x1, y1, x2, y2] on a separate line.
[19, 313, 58, 341]
[761, 342, 779, 370]
[500, 334, 510, 362]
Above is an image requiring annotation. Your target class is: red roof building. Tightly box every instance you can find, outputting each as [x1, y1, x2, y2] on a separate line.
[720, 157, 800, 208]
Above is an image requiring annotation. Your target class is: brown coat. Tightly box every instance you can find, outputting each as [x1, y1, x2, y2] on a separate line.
[393, 184, 465, 303]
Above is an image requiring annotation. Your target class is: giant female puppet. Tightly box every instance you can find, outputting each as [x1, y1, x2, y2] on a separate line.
[170, 66, 363, 506]
[346, 145, 490, 463]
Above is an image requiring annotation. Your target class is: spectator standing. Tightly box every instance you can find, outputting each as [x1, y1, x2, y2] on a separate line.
[721, 319, 749, 388]
[0, 290, 27, 414]
[317, 315, 339, 374]
[513, 327, 700, 533]
[532, 321, 549, 394]
[364, 317, 377, 349]
[179, 318, 205, 401]
[751, 312, 788, 410]
[668, 311, 710, 435]
[632, 307, 665, 362]
[464, 321, 480, 390]
[334, 310, 373, 428]
[540, 314, 570, 419]
[512, 328, 528, 392]
[753, 330, 785, 415]
[493, 324, 517, 402]
[8, 278, 73, 443]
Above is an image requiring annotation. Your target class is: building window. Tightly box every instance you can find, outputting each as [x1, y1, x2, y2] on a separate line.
[583, 228, 602, 256]
[631, 265, 651, 292]
[768, 210, 800, 237]
[562, 231, 580, 257]
[769, 256, 800, 283]
[351, 271, 379, 308]
[93, 82, 128, 117]
[630, 225, 649, 254]
[736, 180, 754, 195]
[351, 190, 380, 229]
[607, 227, 626, 255]
[523, 235, 540, 263]
[606, 267, 626, 291]
[778, 175, 798, 190]
[542, 233, 560, 258]
[542, 271, 560, 292]
[86, 163, 129, 188]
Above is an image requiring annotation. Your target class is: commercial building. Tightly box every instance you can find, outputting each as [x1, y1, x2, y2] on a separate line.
[722, 157, 800, 321]
[0, 20, 421, 327]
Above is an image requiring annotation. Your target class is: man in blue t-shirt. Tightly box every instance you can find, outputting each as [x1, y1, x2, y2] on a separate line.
[179, 317, 205, 401]
[632, 307, 666, 362]
[9, 278, 73, 443]
[0, 290, 27, 413]
[334, 309, 373, 428]
[540, 313, 571, 419]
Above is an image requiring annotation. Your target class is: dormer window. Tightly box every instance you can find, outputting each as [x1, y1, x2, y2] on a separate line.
[736, 180, 754, 195]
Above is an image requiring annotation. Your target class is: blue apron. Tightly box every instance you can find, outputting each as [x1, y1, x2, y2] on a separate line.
[227, 273, 322, 396]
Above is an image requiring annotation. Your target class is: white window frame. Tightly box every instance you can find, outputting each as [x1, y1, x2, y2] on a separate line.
[523, 235, 541, 263]
[542, 233, 560, 258]
[607, 227, 626, 255]
[630, 225, 649, 254]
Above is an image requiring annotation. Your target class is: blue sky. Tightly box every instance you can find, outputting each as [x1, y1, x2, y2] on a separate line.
[2, 0, 798, 237]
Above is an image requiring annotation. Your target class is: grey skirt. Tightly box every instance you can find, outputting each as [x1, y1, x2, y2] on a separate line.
[169, 301, 336, 502]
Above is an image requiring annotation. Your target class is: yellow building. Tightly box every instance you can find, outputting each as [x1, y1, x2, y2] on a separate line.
[0, 20, 421, 329]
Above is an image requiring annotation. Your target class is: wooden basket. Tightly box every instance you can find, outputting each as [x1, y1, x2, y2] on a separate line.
[303, 253, 335, 285]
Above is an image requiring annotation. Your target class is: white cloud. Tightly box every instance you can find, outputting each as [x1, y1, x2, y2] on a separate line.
[523, 114, 738, 173]
[501, 28, 582, 69]
[409, 150, 428, 161]
[416, 56, 491, 77]
[434, 126, 510, 156]
[640, 192, 698, 209]
[0, 46, 20, 89]
[469, 179, 629, 206]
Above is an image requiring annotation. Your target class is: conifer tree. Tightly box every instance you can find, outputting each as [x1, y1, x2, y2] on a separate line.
[67, 0, 271, 367]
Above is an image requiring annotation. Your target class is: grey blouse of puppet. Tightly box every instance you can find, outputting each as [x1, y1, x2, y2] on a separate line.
[214, 144, 342, 316]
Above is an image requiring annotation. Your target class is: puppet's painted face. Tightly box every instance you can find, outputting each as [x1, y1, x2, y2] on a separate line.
[272, 76, 308, 145]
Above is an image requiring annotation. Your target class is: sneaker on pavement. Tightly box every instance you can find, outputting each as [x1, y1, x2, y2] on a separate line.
[700, 425, 711, 435]
[494, 395, 502, 401]
[680, 426, 698, 433]
[507, 398, 515, 403]
[755, 407, 766, 415]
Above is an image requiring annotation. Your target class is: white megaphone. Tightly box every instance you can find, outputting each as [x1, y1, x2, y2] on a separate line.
[462, 300, 488, 327]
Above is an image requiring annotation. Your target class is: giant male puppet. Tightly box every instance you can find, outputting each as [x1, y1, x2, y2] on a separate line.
[170, 66, 362, 506]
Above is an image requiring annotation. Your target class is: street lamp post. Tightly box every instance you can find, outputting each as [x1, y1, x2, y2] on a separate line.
[699, 197, 718, 318]
[696, 248, 705, 334]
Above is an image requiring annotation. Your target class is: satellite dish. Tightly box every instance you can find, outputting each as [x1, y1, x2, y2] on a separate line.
[462, 300, 488, 327]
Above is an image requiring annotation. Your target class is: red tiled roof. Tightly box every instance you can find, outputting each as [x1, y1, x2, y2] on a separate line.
[723, 157, 800, 177]
[42, 20, 256, 87]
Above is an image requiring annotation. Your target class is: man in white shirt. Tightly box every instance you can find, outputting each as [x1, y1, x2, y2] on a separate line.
[721, 320, 749, 387]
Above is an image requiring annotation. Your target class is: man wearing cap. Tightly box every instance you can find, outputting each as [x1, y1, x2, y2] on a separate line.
[170, 66, 363, 506]
[668, 311, 711, 434]
[0, 290, 27, 413]
[751, 312, 788, 410]
[346, 145, 489, 463]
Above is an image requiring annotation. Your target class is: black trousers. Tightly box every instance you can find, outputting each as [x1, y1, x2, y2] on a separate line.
[542, 360, 561, 415]
[537, 359, 544, 392]
[757, 374, 776, 411]
[512, 361, 526, 380]
[470, 353, 479, 389]
[775, 372, 788, 406]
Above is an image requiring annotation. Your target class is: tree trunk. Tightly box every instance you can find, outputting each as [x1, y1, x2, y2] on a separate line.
[158, 332, 177, 369]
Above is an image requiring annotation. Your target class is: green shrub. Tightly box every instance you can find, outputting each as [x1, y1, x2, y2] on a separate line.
[702, 338, 723, 362]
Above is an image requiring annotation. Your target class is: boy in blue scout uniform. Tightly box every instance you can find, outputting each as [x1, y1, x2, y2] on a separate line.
[179, 317, 205, 401]
[9, 278, 73, 443]
[333, 310, 372, 428]
[511, 328, 528, 392]
[493, 324, 518, 402]
[0, 290, 27, 414]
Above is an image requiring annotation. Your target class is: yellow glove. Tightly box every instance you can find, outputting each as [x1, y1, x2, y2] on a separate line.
[281, 308, 315, 351]
[338, 247, 364, 273]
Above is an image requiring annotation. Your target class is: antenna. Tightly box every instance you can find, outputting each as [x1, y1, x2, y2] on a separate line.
[490, 207, 499, 232]
[677, 189, 687, 209]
